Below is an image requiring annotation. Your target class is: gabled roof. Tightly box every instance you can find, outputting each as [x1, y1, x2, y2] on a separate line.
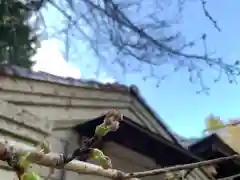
[75, 115, 213, 179]
[189, 134, 240, 179]
[0, 65, 213, 179]
[0, 65, 178, 144]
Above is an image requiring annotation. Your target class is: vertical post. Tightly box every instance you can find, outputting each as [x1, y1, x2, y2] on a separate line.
[60, 139, 69, 180]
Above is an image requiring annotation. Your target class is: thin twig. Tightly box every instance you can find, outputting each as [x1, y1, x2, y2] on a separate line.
[218, 173, 240, 180]
[125, 154, 240, 178]
[200, 0, 221, 32]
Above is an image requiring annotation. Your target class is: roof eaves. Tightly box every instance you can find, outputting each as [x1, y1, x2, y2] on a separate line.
[1, 66, 181, 144]
[0, 65, 129, 92]
[76, 116, 215, 180]
[129, 87, 214, 179]
[129, 86, 180, 145]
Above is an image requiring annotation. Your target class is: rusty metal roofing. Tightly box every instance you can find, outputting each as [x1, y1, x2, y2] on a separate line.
[0, 65, 179, 145]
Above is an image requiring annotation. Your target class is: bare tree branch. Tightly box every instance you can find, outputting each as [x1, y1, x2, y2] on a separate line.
[1, 139, 240, 179]
[23, 0, 238, 92]
[0, 140, 126, 179]
[125, 154, 240, 178]
[200, 0, 221, 32]
[218, 173, 240, 180]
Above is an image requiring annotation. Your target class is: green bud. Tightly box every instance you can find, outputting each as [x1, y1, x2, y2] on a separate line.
[19, 152, 31, 169]
[95, 124, 110, 137]
[21, 172, 41, 180]
[91, 149, 112, 169]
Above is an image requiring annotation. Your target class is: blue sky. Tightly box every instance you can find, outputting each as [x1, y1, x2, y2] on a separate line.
[120, 0, 240, 138]
[35, 0, 239, 139]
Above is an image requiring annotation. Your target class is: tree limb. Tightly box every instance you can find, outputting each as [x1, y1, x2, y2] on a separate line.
[0, 140, 127, 180]
[218, 173, 240, 180]
[200, 0, 221, 32]
[1, 138, 240, 179]
[125, 154, 240, 178]
[24, 0, 238, 92]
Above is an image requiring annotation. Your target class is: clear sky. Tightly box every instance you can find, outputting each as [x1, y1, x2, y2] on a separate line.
[33, 0, 239, 139]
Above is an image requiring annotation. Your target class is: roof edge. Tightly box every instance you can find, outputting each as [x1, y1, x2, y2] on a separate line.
[129, 87, 179, 145]
[0, 65, 129, 92]
[75, 116, 215, 179]
[1, 65, 177, 144]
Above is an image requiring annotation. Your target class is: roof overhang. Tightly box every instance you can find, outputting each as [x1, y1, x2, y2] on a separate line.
[75, 115, 210, 167]
[0, 65, 178, 144]
[189, 134, 240, 179]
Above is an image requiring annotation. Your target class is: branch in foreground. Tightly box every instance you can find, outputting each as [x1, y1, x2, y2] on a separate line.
[125, 154, 240, 178]
[0, 140, 127, 180]
[1, 139, 240, 179]
[0, 109, 124, 180]
[218, 173, 240, 180]
[63, 109, 123, 167]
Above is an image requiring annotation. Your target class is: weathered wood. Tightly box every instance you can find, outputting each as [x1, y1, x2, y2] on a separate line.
[0, 100, 52, 134]
[0, 76, 171, 138]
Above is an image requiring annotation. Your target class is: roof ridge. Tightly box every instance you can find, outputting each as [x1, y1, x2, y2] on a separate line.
[0, 65, 133, 92]
[0, 65, 179, 145]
